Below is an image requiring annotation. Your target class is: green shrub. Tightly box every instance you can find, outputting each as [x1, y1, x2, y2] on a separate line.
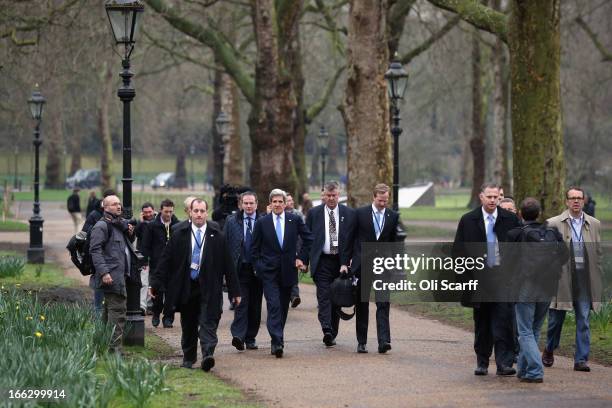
[0, 256, 25, 278]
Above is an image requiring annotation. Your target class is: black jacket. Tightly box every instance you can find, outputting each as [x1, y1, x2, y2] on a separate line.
[223, 210, 261, 277]
[452, 206, 520, 306]
[142, 213, 179, 270]
[306, 204, 356, 277]
[151, 221, 240, 317]
[67, 193, 81, 213]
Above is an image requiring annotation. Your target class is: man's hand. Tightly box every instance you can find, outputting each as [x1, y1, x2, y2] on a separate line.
[148, 287, 156, 299]
[102, 273, 113, 285]
[340, 265, 348, 274]
[233, 297, 242, 307]
[295, 259, 306, 271]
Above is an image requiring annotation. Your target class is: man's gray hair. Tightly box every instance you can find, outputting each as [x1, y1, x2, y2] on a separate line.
[269, 188, 287, 202]
[323, 180, 340, 192]
[480, 182, 499, 193]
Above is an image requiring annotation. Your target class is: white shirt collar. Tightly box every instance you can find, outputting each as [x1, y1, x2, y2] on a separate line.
[482, 207, 498, 221]
[191, 222, 207, 235]
[371, 204, 385, 215]
[275, 211, 285, 220]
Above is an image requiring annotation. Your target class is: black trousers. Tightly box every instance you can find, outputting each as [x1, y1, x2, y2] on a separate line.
[355, 277, 390, 345]
[152, 289, 174, 321]
[180, 280, 220, 363]
[473, 302, 515, 369]
[314, 254, 341, 337]
[230, 263, 263, 344]
[262, 276, 292, 347]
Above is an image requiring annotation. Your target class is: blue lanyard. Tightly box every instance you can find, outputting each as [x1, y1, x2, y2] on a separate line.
[372, 210, 384, 234]
[191, 228, 203, 249]
[569, 219, 583, 243]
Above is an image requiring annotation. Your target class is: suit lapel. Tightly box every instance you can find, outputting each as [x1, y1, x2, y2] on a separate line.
[475, 210, 486, 241]
[284, 213, 293, 250]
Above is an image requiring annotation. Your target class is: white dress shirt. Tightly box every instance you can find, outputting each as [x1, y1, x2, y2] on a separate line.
[371, 204, 385, 240]
[275, 211, 285, 243]
[323, 205, 340, 254]
[191, 222, 207, 264]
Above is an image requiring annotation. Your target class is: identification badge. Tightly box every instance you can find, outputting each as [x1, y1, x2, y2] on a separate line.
[332, 240, 339, 247]
[574, 256, 584, 264]
[190, 263, 200, 270]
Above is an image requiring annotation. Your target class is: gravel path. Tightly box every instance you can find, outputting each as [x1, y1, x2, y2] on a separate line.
[4, 201, 611, 408]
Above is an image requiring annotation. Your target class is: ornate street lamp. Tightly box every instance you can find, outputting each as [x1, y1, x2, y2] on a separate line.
[27, 88, 46, 264]
[318, 126, 329, 191]
[384, 56, 408, 241]
[105, 0, 145, 346]
[215, 111, 230, 185]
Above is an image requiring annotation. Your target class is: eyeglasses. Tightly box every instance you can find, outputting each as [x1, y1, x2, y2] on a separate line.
[567, 197, 584, 201]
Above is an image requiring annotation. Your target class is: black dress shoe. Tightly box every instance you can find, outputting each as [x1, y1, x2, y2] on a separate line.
[520, 377, 543, 383]
[323, 333, 336, 347]
[496, 366, 517, 376]
[246, 342, 259, 350]
[474, 366, 488, 376]
[201, 356, 215, 372]
[162, 317, 173, 328]
[574, 362, 591, 372]
[378, 342, 392, 354]
[290, 296, 301, 308]
[151, 314, 160, 327]
[357, 344, 368, 354]
[232, 336, 245, 351]
[271, 345, 284, 358]
[542, 349, 554, 367]
[180, 361, 193, 369]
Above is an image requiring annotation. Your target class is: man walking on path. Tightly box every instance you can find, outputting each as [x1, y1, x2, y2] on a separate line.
[89, 195, 137, 353]
[151, 198, 241, 372]
[542, 186, 603, 373]
[143, 199, 179, 328]
[507, 198, 568, 383]
[452, 183, 520, 376]
[306, 181, 356, 347]
[226, 191, 264, 351]
[67, 188, 81, 233]
[251, 189, 312, 358]
[352, 183, 399, 354]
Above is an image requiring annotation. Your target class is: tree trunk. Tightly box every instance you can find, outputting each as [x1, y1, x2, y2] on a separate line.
[248, 0, 301, 211]
[44, 116, 63, 189]
[221, 73, 243, 185]
[99, 63, 114, 192]
[69, 113, 82, 176]
[343, 0, 392, 207]
[309, 138, 320, 188]
[174, 147, 188, 188]
[468, 31, 486, 208]
[211, 57, 224, 192]
[509, 0, 564, 218]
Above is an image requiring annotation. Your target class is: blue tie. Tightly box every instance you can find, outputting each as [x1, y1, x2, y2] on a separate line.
[275, 215, 283, 247]
[486, 215, 496, 267]
[190, 228, 202, 280]
[374, 211, 382, 238]
[243, 216, 253, 263]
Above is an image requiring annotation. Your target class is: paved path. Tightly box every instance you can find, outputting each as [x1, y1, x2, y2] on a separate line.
[4, 201, 612, 408]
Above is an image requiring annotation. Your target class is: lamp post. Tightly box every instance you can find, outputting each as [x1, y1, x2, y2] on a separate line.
[27, 89, 45, 264]
[105, 0, 145, 346]
[318, 126, 329, 190]
[189, 145, 195, 189]
[215, 111, 230, 186]
[384, 56, 408, 240]
[13, 144, 19, 190]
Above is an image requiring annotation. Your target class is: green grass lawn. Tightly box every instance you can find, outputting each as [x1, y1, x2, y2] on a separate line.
[124, 332, 262, 408]
[0, 219, 28, 232]
[0, 251, 79, 287]
[399, 302, 612, 366]
[405, 224, 455, 238]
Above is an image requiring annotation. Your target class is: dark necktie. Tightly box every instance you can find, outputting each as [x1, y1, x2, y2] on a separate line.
[244, 216, 253, 263]
[329, 210, 338, 254]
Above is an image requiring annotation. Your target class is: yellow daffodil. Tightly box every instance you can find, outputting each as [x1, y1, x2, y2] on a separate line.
[16, 306, 19, 310]
[26, 316, 33, 321]
[39, 315, 45, 321]
[15, 283, 21, 287]
[35, 331, 43, 338]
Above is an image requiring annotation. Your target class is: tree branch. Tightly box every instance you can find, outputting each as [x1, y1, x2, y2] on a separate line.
[305, 65, 345, 122]
[427, 0, 507, 43]
[144, 0, 255, 103]
[575, 16, 612, 63]
[400, 15, 460, 64]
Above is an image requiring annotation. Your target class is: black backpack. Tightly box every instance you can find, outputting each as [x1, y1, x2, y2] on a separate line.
[66, 221, 111, 276]
[518, 223, 568, 279]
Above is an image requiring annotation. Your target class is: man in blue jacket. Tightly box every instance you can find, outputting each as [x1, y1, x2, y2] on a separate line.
[251, 189, 312, 358]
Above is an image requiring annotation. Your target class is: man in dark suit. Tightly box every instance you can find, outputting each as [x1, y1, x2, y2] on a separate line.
[251, 188, 313, 358]
[306, 181, 356, 347]
[226, 191, 264, 351]
[452, 182, 520, 376]
[150, 198, 241, 372]
[352, 183, 399, 354]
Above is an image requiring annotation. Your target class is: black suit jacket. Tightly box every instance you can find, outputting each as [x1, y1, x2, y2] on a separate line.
[251, 211, 313, 287]
[351, 205, 400, 277]
[452, 206, 520, 306]
[306, 204, 356, 277]
[151, 221, 240, 317]
[141, 213, 180, 271]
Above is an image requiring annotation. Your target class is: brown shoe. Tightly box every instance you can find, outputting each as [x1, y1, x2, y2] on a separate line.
[542, 349, 554, 367]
